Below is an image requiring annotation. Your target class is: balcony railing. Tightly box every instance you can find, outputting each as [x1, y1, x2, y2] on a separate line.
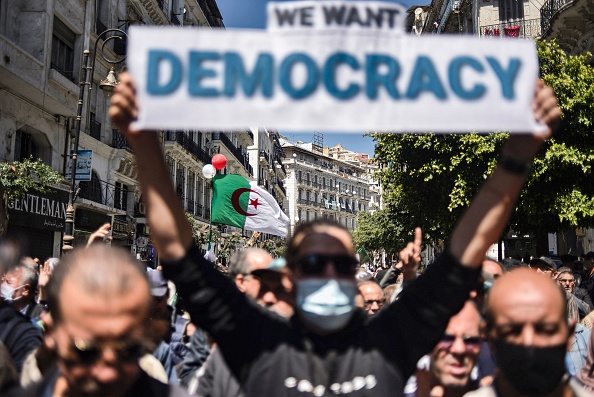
[112, 129, 132, 152]
[197, 0, 225, 27]
[164, 131, 211, 164]
[78, 178, 126, 210]
[89, 119, 101, 140]
[157, 0, 169, 17]
[171, 11, 181, 26]
[187, 199, 195, 214]
[540, 0, 573, 37]
[277, 180, 286, 196]
[480, 18, 542, 39]
[212, 132, 253, 176]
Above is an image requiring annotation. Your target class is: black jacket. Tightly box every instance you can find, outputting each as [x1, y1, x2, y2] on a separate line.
[0, 303, 42, 374]
[163, 246, 479, 397]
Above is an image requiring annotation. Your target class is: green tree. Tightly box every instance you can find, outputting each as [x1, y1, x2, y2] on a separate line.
[353, 207, 408, 261]
[370, 40, 594, 244]
[0, 157, 65, 236]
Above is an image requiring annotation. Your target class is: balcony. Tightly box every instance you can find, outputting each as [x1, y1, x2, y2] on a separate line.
[171, 11, 181, 26]
[89, 119, 101, 140]
[157, 0, 169, 17]
[78, 178, 127, 211]
[277, 180, 286, 196]
[112, 129, 132, 152]
[187, 198, 195, 215]
[540, 0, 574, 37]
[164, 131, 210, 164]
[480, 18, 542, 39]
[259, 150, 270, 165]
[212, 132, 253, 175]
[197, 0, 225, 27]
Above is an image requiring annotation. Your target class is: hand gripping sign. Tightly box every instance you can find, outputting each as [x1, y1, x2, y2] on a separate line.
[128, 1, 542, 134]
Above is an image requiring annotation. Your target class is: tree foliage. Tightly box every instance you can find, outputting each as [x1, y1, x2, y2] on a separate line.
[353, 208, 407, 260]
[367, 40, 594, 245]
[0, 157, 65, 236]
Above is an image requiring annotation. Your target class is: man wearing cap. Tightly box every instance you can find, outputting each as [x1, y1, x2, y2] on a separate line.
[189, 251, 294, 396]
[531, 257, 557, 278]
[110, 73, 561, 396]
[147, 270, 179, 384]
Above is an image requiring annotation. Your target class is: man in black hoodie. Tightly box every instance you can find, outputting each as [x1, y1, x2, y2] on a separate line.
[109, 74, 561, 396]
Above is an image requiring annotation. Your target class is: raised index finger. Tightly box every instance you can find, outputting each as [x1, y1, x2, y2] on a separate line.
[414, 227, 422, 249]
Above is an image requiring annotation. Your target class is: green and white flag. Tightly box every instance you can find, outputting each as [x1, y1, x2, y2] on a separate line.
[211, 174, 289, 237]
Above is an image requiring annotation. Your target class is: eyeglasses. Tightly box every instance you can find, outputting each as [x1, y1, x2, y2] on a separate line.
[437, 334, 481, 353]
[296, 254, 358, 276]
[364, 299, 385, 308]
[59, 337, 146, 367]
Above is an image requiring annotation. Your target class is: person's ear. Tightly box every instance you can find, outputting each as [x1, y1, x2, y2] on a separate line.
[22, 283, 31, 297]
[235, 274, 247, 292]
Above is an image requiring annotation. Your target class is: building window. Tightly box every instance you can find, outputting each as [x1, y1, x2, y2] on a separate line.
[498, 0, 523, 22]
[51, 17, 76, 81]
[14, 129, 52, 165]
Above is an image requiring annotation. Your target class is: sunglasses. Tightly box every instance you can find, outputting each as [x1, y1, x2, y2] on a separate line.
[60, 337, 146, 367]
[296, 254, 358, 276]
[437, 334, 482, 353]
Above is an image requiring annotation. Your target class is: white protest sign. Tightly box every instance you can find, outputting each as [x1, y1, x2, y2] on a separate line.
[128, 27, 541, 133]
[267, 1, 406, 32]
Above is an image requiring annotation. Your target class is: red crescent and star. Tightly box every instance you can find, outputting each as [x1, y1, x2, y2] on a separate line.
[230, 188, 262, 217]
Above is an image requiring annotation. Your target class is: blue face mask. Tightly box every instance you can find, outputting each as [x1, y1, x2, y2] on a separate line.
[296, 278, 357, 333]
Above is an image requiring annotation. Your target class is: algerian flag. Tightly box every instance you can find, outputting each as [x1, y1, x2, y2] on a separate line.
[211, 174, 289, 237]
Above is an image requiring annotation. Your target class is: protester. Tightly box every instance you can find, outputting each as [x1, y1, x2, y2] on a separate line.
[109, 71, 561, 396]
[556, 267, 592, 320]
[191, 255, 295, 396]
[481, 258, 504, 280]
[9, 244, 190, 397]
[148, 270, 179, 384]
[407, 300, 482, 397]
[578, 324, 594, 393]
[358, 281, 385, 315]
[1, 257, 45, 319]
[0, 240, 42, 376]
[531, 257, 557, 278]
[465, 268, 589, 397]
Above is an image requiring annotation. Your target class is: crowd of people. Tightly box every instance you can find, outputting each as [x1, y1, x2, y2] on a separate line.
[2, 74, 592, 397]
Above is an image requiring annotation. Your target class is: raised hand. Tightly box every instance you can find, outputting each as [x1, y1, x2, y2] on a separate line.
[396, 227, 422, 282]
[86, 223, 112, 247]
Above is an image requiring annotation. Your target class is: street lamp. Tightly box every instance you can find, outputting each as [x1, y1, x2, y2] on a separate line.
[62, 29, 128, 252]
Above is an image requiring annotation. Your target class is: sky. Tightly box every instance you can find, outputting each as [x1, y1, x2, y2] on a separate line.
[214, 0, 423, 156]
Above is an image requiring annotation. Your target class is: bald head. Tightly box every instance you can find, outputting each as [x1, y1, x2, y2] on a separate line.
[485, 268, 569, 345]
[47, 245, 150, 324]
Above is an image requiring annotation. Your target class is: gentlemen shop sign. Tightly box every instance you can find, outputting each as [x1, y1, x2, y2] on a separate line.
[128, 1, 542, 133]
[8, 189, 69, 231]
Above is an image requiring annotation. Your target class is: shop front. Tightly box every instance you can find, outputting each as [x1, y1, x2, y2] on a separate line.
[7, 188, 69, 260]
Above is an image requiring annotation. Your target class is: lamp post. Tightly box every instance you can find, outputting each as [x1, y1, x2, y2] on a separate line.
[62, 29, 128, 252]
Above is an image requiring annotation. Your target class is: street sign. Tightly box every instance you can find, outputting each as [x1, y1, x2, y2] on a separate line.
[66, 149, 93, 182]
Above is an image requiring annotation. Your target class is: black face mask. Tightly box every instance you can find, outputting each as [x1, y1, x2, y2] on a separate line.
[493, 339, 567, 396]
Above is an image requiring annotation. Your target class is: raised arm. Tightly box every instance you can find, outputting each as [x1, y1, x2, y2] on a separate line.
[108, 72, 192, 261]
[449, 79, 561, 267]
